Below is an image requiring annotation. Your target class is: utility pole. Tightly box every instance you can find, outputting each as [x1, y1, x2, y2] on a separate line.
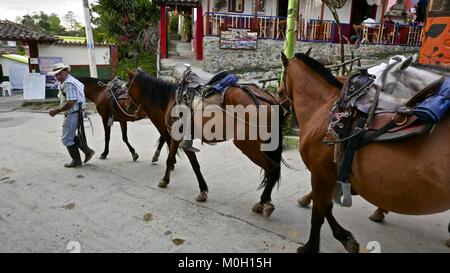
[284, 0, 298, 59]
[82, 0, 98, 78]
[280, 0, 298, 81]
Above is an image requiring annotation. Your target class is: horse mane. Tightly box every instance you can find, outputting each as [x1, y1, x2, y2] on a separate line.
[135, 72, 177, 108]
[78, 77, 99, 84]
[294, 53, 343, 90]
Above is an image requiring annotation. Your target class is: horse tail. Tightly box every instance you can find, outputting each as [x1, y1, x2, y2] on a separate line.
[258, 105, 283, 190]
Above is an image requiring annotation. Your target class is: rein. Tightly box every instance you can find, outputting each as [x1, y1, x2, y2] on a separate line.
[279, 69, 293, 116]
[99, 73, 141, 118]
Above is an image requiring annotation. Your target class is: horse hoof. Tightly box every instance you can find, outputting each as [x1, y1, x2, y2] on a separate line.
[196, 191, 208, 202]
[263, 203, 275, 218]
[445, 239, 450, 248]
[297, 196, 312, 208]
[345, 238, 360, 253]
[151, 156, 159, 162]
[252, 203, 264, 213]
[132, 153, 139, 162]
[369, 209, 386, 223]
[297, 245, 318, 253]
[99, 154, 107, 160]
[158, 180, 169, 188]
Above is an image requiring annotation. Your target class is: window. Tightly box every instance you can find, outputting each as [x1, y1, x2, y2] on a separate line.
[229, 0, 244, 13]
[258, 0, 265, 12]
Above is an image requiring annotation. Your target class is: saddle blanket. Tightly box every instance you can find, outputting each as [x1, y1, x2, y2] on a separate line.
[414, 77, 450, 123]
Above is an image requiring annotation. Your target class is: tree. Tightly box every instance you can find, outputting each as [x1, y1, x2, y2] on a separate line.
[322, 0, 347, 74]
[63, 11, 77, 30]
[16, 11, 83, 36]
[91, 0, 160, 58]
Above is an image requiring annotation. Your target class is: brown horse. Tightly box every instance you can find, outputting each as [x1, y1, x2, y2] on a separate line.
[279, 52, 450, 252]
[125, 70, 284, 216]
[79, 77, 169, 162]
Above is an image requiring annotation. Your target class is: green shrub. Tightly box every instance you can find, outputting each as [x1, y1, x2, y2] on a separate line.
[116, 52, 157, 79]
[169, 15, 179, 33]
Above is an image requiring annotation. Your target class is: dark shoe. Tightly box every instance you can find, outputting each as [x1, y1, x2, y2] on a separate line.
[65, 145, 82, 168]
[64, 161, 83, 168]
[75, 136, 94, 163]
[179, 140, 200, 153]
[83, 149, 95, 163]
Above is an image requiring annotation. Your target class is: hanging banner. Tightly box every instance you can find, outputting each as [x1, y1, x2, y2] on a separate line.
[220, 29, 258, 50]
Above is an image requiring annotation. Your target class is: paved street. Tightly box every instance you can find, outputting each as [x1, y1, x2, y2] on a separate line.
[0, 108, 449, 253]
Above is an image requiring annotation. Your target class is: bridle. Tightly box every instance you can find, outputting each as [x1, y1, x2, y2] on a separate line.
[278, 68, 293, 117]
[125, 72, 142, 116]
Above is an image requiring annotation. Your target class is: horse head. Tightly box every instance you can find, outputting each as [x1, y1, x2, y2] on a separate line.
[278, 51, 295, 116]
[125, 68, 143, 114]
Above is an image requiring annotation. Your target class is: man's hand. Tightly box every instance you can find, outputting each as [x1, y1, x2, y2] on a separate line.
[49, 101, 74, 117]
[49, 109, 59, 117]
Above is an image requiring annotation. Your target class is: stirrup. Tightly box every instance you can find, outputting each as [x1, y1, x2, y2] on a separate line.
[332, 183, 343, 205]
[180, 140, 200, 153]
[333, 181, 353, 207]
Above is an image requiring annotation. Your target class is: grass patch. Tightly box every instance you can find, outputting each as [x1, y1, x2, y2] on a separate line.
[116, 52, 157, 79]
[22, 100, 60, 110]
[21, 100, 97, 112]
[283, 135, 299, 150]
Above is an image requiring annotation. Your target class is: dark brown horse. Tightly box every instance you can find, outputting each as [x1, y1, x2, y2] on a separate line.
[125, 70, 284, 217]
[279, 52, 450, 252]
[79, 77, 169, 162]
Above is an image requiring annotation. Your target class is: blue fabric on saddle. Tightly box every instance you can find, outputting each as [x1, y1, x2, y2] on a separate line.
[210, 74, 238, 93]
[414, 77, 450, 123]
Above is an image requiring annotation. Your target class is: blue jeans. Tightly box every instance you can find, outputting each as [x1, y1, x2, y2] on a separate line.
[61, 112, 79, 146]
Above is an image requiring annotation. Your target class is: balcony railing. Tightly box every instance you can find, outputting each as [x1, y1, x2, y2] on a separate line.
[204, 12, 423, 46]
[354, 22, 423, 46]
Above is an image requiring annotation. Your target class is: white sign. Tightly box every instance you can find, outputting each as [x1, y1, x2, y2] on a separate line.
[29, 58, 38, 65]
[23, 73, 46, 100]
[8, 63, 28, 90]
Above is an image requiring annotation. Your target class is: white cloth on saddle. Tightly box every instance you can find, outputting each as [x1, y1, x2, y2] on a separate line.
[368, 55, 407, 86]
[358, 56, 444, 114]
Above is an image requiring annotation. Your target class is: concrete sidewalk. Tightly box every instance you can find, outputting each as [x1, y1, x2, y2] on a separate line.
[0, 111, 449, 253]
[0, 94, 24, 112]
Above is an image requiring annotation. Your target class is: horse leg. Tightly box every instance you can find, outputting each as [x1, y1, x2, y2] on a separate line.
[166, 134, 177, 167]
[151, 135, 165, 163]
[256, 165, 280, 218]
[159, 139, 179, 188]
[120, 121, 139, 161]
[298, 175, 335, 253]
[298, 191, 313, 208]
[325, 204, 360, 253]
[369, 208, 389, 223]
[183, 150, 209, 202]
[100, 117, 111, 159]
[233, 140, 278, 217]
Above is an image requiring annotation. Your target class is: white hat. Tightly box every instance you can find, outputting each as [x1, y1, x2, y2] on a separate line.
[48, 62, 71, 75]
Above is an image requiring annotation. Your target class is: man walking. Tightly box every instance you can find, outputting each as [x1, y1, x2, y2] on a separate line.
[48, 63, 95, 167]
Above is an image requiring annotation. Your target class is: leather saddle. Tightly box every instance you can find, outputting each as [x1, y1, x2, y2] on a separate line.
[185, 70, 231, 89]
[349, 58, 444, 142]
[328, 57, 445, 207]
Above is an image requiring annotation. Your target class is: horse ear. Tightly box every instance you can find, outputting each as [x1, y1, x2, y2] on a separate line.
[400, 56, 413, 70]
[127, 68, 135, 79]
[305, 47, 312, 56]
[281, 52, 289, 67]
